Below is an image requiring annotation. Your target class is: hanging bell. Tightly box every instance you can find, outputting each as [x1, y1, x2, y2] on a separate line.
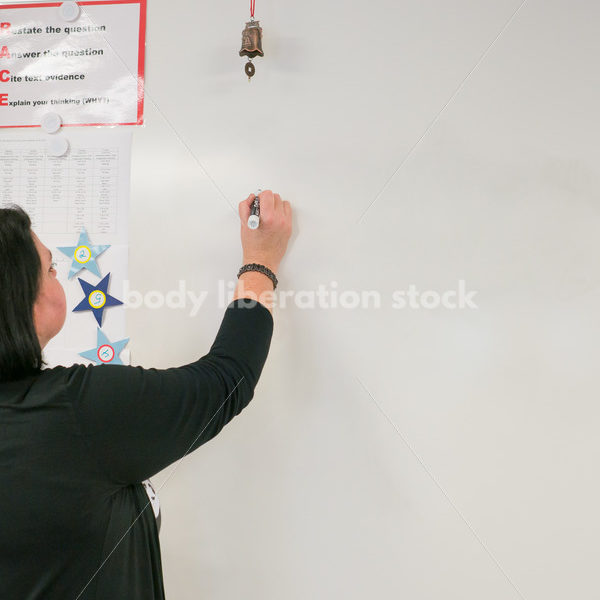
[239, 19, 264, 81]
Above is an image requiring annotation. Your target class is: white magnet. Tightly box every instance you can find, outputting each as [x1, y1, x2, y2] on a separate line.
[40, 112, 62, 134]
[47, 136, 70, 157]
[59, 1, 80, 22]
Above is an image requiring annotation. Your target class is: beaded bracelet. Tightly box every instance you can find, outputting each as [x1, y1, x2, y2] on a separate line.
[237, 263, 278, 290]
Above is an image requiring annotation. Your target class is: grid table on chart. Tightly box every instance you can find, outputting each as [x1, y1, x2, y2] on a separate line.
[0, 146, 119, 234]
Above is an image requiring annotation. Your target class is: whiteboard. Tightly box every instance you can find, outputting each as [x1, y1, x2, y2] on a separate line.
[34, 0, 600, 598]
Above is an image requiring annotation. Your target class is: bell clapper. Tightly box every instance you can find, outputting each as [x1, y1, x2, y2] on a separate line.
[245, 58, 255, 82]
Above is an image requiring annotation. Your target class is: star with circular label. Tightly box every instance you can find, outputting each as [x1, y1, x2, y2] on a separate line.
[79, 328, 130, 366]
[57, 229, 110, 279]
[73, 273, 123, 327]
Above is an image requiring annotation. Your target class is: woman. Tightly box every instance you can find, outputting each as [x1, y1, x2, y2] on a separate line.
[0, 191, 292, 599]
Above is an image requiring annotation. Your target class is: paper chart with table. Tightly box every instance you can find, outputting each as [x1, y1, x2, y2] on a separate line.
[0, 129, 131, 366]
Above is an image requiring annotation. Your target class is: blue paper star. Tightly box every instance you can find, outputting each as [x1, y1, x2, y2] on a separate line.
[79, 328, 129, 366]
[73, 273, 123, 327]
[57, 229, 110, 279]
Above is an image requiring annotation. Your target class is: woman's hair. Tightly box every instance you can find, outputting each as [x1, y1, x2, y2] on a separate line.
[0, 205, 43, 382]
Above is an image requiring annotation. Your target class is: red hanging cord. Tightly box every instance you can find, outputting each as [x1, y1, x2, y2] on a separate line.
[250, 0, 255, 17]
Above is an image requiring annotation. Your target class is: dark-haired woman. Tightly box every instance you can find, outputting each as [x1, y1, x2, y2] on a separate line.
[0, 191, 292, 599]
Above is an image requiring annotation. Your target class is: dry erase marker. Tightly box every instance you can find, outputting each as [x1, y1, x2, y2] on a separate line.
[248, 189, 261, 229]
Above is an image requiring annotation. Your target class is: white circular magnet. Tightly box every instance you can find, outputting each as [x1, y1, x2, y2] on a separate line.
[40, 112, 62, 134]
[47, 136, 70, 157]
[59, 1, 80, 22]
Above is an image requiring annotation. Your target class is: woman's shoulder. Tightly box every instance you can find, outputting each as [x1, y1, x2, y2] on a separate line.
[52, 362, 151, 402]
[1, 364, 86, 407]
[40, 362, 86, 385]
[37, 362, 133, 397]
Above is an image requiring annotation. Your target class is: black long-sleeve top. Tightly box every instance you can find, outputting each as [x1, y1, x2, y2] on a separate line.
[0, 298, 274, 600]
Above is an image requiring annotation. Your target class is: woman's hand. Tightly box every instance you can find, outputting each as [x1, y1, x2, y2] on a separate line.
[239, 190, 292, 275]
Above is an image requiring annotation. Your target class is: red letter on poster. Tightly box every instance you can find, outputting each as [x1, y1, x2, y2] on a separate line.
[0, 94, 8, 106]
[0, 46, 10, 59]
[0, 70, 9, 82]
[0, 23, 10, 33]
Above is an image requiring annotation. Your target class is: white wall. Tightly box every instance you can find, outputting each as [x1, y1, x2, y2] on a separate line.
[128, 1, 600, 598]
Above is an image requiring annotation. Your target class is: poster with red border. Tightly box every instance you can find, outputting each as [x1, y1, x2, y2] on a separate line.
[0, 0, 146, 127]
